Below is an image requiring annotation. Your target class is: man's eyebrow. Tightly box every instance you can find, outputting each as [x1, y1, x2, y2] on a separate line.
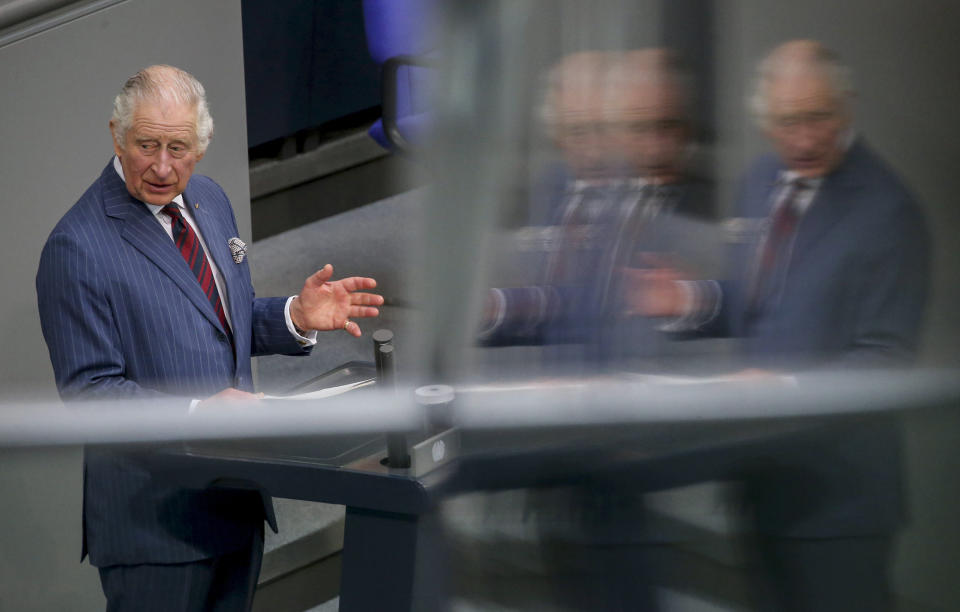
[134, 135, 191, 143]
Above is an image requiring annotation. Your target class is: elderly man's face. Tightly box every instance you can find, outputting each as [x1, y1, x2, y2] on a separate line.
[607, 78, 688, 184]
[554, 90, 623, 182]
[111, 100, 204, 205]
[764, 72, 849, 177]
[553, 79, 688, 183]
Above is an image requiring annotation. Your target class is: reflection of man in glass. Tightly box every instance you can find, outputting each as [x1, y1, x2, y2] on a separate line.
[638, 40, 929, 371]
[635, 40, 930, 611]
[472, 49, 718, 610]
[481, 49, 713, 370]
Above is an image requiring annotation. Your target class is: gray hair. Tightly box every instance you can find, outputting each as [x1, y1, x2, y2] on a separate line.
[609, 48, 694, 120]
[540, 49, 693, 134]
[111, 65, 214, 154]
[749, 41, 855, 126]
[539, 51, 611, 131]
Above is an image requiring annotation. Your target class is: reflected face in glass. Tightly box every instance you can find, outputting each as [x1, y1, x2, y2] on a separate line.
[111, 101, 205, 205]
[764, 73, 849, 178]
[608, 80, 688, 184]
[554, 93, 624, 182]
[553, 82, 689, 183]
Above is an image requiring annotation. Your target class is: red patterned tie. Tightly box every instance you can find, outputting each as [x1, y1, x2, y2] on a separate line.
[748, 179, 808, 313]
[162, 204, 232, 340]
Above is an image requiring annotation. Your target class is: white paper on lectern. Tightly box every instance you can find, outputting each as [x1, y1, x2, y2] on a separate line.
[262, 379, 375, 400]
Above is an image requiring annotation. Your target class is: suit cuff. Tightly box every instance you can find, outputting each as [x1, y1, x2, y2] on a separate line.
[284, 296, 318, 347]
[658, 280, 722, 332]
[478, 286, 550, 342]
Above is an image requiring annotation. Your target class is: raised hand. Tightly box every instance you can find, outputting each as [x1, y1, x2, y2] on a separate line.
[621, 266, 686, 318]
[196, 387, 264, 410]
[289, 264, 384, 337]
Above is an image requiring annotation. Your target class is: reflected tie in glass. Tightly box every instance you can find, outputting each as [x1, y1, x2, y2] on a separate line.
[748, 178, 808, 313]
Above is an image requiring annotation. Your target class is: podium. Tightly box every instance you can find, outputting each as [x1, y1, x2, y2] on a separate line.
[150, 330, 461, 610]
[146, 346, 944, 610]
[149, 432, 455, 609]
[148, 401, 819, 610]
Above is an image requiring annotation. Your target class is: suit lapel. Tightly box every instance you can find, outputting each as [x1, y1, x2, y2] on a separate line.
[184, 188, 233, 284]
[790, 183, 851, 267]
[101, 165, 223, 332]
[790, 144, 865, 267]
[182, 184, 248, 342]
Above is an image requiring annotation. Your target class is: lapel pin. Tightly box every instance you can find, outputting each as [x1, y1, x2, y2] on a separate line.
[228, 237, 247, 264]
[195, 202, 200, 209]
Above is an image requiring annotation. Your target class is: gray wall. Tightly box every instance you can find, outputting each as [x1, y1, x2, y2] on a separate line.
[0, 0, 249, 609]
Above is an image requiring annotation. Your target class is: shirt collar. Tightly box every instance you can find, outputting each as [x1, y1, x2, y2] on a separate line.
[772, 170, 820, 216]
[778, 170, 823, 189]
[571, 176, 649, 193]
[112, 155, 185, 217]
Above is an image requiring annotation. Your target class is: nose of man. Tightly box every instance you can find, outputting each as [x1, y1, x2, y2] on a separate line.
[151, 148, 176, 180]
[787, 127, 822, 158]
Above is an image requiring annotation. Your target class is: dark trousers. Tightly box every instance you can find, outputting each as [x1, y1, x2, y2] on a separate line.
[98, 526, 264, 612]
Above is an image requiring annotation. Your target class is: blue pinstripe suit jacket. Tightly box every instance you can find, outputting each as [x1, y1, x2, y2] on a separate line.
[37, 161, 311, 567]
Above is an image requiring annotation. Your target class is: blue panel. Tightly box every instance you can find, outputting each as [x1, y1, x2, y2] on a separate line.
[243, 0, 380, 147]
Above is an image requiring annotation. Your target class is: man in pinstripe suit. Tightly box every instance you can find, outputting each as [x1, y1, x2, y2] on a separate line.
[36, 65, 383, 611]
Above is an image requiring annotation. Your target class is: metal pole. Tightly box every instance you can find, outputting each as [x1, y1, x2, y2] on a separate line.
[375, 330, 411, 468]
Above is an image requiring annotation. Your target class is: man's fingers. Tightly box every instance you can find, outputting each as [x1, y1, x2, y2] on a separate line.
[306, 264, 334, 287]
[349, 306, 380, 318]
[199, 387, 263, 407]
[307, 271, 378, 293]
[350, 292, 384, 306]
[336, 276, 378, 292]
[344, 320, 362, 337]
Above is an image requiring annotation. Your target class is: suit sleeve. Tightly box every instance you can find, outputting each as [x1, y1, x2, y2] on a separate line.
[478, 284, 597, 347]
[674, 171, 758, 341]
[833, 200, 930, 368]
[37, 230, 172, 402]
[250, 296, 311, 357]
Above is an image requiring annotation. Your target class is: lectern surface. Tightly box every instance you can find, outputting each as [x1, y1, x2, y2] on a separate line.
[181, 433, 383, 467]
